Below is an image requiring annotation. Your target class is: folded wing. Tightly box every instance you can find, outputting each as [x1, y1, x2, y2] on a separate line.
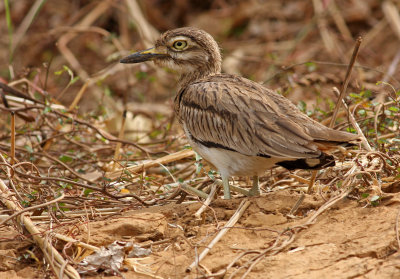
[176, 74, 359, 159]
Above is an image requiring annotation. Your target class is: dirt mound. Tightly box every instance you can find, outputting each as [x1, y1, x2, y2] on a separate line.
[51, 191, 399, 278]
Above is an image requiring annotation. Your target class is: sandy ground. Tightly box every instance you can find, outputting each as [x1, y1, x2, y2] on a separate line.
[2, 188, 400, 279]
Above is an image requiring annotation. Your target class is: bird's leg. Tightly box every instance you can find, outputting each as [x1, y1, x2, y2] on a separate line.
[219, 176, 261, 198]
[248, 175, 260, 196]
[215, 179, 248, 197]
[222, 176, 232, 199]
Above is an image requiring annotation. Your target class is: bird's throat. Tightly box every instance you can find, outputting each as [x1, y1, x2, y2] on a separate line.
[178, 67, 220, 89]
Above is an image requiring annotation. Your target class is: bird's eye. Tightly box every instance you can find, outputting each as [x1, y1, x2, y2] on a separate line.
[172, 40, 188, 50]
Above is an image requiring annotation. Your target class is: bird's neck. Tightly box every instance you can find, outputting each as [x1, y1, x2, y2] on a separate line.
[178, 72, 207, 88]
[178, 65, 221, 89]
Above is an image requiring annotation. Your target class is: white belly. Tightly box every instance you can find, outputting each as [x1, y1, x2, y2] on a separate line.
[196, 144, 283, 177]
[183, 126, 284, 177]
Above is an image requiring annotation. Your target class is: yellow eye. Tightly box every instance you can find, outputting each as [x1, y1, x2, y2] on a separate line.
[172, 40, 188, 50]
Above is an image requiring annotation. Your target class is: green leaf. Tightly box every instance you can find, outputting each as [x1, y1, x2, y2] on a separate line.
[149, 129, 162, 139]
[305, 62, 316, 72]
[361, 193, 369, 199]
[357, 109, 366, 116]
[346, 127, 356, 133]
[58, 181, 70, 189]
[125, 151, 133, 156]
[135, 71, 148, 80]
[54, 69, 65, 75]
[207, 170, 216, 180]
[24, 145, 34, 153]
[297, 100, 307, 112]
[102, 177, 111, 182]
[349, 93, 360, 99]
[43, 106, 52, 114]
[195, 152, 202, 161]
[59, 155, 73, 163]
[195, 162, 203, 174]
[104, 86, 112, 96]
[63, 65, 73, 76]
[370, 195, 380, 206]
[362, 90, 372, 98]
[58, 204, 70, 212]
[83, 188, 93, 196]
[70, 76, 80, 85]
[21, 200, 31, 207]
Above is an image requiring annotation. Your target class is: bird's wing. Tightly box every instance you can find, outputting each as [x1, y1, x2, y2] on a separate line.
[177, 74, 358, 159]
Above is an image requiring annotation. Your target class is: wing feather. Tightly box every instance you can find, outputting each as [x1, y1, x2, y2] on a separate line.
[176, 74, 358, 159]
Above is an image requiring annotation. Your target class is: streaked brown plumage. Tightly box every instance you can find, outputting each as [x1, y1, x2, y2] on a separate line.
[121, 27, 359, 199]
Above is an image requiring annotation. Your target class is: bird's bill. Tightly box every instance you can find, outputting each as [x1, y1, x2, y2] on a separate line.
[120, 47, 168, 63]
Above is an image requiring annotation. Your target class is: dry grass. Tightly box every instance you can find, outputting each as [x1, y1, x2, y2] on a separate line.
[0, 0, 399, 278]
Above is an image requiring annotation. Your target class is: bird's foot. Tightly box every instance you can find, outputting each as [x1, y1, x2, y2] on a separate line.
[218, 178, 261, 199]
[248, 175, 260, 196]
[228, 184, 260, 197]
[228, 184, 252, 197]
[248, 188, 260, 197]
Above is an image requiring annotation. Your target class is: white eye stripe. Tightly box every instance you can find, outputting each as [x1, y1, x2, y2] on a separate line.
[168, 36, 191, 44]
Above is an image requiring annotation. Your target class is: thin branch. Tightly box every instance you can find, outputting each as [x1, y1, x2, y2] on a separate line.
[329, 36, 362, 128]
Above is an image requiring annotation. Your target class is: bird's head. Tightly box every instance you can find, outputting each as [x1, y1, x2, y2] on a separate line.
[120, 27, 222, 79]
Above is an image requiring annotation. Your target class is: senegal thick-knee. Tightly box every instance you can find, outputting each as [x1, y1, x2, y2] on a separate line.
[121, 27, 359, 199]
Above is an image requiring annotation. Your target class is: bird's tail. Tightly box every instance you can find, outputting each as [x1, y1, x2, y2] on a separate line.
[314, 139, 358, 152]
[276, 152, 335, 170]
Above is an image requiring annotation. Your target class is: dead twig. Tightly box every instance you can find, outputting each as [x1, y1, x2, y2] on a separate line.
[332, 87, 372, 151]
[187, 200, 251, 273]
[106, 149, 195, 180]
[0, 179, 80, 279]
[0, 193, 65, 227]
[194, 183, 218, 219]
[329, 36, 362, 128]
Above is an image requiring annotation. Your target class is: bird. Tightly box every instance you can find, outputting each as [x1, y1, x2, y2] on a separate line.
[120, 27, 359, 199]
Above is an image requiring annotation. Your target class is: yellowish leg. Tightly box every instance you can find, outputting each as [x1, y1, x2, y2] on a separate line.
[248, 175, 260, 196]
[222, 176, 231, 199]
[220, 176, 261, 199]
